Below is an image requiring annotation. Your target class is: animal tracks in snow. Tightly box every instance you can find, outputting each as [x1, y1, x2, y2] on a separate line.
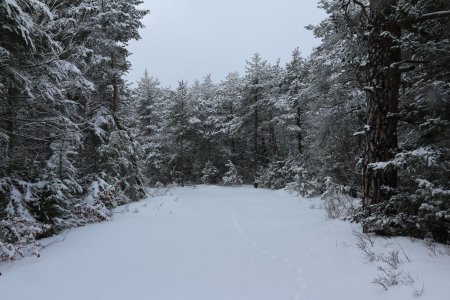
[215, 204, 307, 300]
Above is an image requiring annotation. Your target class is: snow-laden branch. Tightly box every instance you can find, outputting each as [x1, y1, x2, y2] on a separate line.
[399, 10, 450, 27]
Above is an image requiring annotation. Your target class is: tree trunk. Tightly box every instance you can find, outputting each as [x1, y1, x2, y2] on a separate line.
[180, 136, 184, 186]
[253, 105, 259, 177]
[269, 111, 278, 157]
[296, 107, 303, 154]
[179, 98, 185, 185]
[111, 53, 119, 115]
[363, 0, 401, 214]
[6, 82, 18, 175]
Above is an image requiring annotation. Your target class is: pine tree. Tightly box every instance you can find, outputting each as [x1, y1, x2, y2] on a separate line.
[222, 160, 243, 186]
[241, 53, 273, 179]
[165, 81, 195, 184]
[214, 72, 244, 174]
[323, 0, 450, 241]
[189, 75, 219, 178]
[0, 0, 149, 260]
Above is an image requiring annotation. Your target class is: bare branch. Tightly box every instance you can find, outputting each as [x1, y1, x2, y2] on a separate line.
[0, 130, 51, 143]
[40, 230, 71, 250]
[340, 0, 370, 22]
[352, 0, 370, 20]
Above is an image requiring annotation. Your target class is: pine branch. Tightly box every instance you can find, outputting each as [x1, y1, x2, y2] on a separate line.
[399, 65, 415, 73]
[391, 59, 430, 68]
[399, 10, 450, 27]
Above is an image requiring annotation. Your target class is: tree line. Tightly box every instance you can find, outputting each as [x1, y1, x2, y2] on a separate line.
[133, 0, 450, 244]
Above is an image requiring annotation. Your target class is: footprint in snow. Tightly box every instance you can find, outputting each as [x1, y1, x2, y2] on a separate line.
[221, 205, 308, 297]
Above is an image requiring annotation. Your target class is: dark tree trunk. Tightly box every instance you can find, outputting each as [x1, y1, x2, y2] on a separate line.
[111, 52, 126, 132]
[6, 82, 18, 175]
[179, 98, 186, 185]
[228, 104, 236, 153]
[111, 53, 119, 115]
[296, 107, 303, 154]
[253, 105, 259, 176]
[112, 77, 119, 115]
[180, 136, 184, 185]
[269, 111, 278, 157]
[363, 0, 401, 215]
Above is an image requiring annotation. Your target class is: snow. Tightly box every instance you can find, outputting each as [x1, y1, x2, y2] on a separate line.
[1, 186, 449, 300]
[368, 161, 391, 170]
[417, 179, 433, 189]
[432, 188, 450, 196]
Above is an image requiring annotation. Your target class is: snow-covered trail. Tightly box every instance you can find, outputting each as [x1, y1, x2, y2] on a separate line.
[1, 186, 449, 300]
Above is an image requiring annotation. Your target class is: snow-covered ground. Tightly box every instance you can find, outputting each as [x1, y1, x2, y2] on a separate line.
[1, 185, 449, 300]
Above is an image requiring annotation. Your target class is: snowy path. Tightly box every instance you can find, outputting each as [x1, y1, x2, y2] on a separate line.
[1, 186, 449, 300]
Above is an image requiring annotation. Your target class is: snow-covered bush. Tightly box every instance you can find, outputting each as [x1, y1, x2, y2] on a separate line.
[0, 217, 45, 261]
[258, 161, 291, 190]
[360, 185, 450, 244]
[321, 177, 359, 219]
[360, 147, 450, 244]
[286, 171, 323, 198]
[284, 161, 322, 197]
[79, 178, 116, 219]
[0, 176, 113, 262]
[257, 158, 322, 196]
[222, 160, 243, 186]
[0, 182, 48, 261]
[201, 161, 219, 184]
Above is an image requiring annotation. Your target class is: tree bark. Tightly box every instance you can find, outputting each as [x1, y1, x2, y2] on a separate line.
[296, 107, 303, 154]
[6, 81, 18, 175]
[363, 0, 401, 214]
[269, 111, 278, 157]
[179, 97, 185, 186]
[111, 52, 119, 115]
[253, 104, 259, 176]
[230, 105, 236, 154]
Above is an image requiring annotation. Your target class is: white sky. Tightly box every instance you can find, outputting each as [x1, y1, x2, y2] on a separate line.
[126, 0, 327, 88]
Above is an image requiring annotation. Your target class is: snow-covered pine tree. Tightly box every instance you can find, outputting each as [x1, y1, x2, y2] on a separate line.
[77, 0, 148, 206]
[351, 0, 450, 242]
[222, 160, 243, 186]
[0, 0, 92, 260]
[282, 48, 309, 156]
[189, 75, 220, 179]
[305, 1, 366, 192]
[0, 0, 149, 260]
[134, 70, 167, 183]
[240, 53, 274, 180]
[315, 0, 450, 242]
[201, 161, 219, 184]
[214, 72, 244, 175]
[164, 81, 196, 185]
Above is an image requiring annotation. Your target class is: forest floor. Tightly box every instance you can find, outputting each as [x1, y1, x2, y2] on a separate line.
[0, 185, 449, 300]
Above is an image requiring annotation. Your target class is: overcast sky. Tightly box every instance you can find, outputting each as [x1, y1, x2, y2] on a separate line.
[126, 0, 327, 88]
